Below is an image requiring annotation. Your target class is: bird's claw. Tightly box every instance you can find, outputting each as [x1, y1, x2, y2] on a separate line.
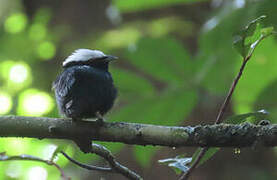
[95, 112, 105, 125]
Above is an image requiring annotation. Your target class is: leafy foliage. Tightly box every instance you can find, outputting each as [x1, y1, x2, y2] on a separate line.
[224, 109, 269, 124]
[0, 0, 277, 179]
[113, 0, 208, 12]
[180, 15, 275, 173]
[124, 37, 193, 84]
[233, 15, 274, 60]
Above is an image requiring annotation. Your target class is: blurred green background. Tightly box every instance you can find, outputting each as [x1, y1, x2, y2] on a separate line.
[0, 0, 277, 179]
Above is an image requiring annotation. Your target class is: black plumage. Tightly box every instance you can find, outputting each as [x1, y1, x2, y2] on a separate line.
[52, 49, 117, 120]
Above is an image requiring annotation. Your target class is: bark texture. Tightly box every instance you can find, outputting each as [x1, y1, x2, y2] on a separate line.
[0, 115, 276, 147]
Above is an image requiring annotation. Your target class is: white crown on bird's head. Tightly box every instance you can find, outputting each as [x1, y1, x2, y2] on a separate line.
[62, 49, 107, 67]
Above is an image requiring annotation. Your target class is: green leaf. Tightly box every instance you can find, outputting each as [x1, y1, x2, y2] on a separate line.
[191, 147, 220, 167]
[233, 15, 274, 59]
[124, 37, 192, 84]
[254, 79, 277, 109]
[254, 79, 277, 123]
[197, 6, 244, 94]
[256, 1, 277, 30]
[233, 36, 277, 114]
[159, 90, 198, 126]
[224, 110, 269, 124]
[158, 155, 192, 174]
[111, 67, 155, 97]
[113, 0, 208, 13]
[110, 89, 198, 125]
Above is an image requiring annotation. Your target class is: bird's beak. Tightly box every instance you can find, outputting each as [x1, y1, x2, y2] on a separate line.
[105, 55, 118, 61]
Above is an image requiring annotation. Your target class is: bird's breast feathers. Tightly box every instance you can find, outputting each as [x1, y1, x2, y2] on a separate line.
[53, 65, 113, 98]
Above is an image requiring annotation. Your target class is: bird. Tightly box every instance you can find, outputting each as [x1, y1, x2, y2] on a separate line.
[52, 49, 118, 122]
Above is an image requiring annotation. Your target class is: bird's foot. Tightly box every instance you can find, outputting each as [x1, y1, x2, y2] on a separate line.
[95, 112, 105, 125]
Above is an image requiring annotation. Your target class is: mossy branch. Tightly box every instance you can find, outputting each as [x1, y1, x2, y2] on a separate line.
[0, 115, 277, 147]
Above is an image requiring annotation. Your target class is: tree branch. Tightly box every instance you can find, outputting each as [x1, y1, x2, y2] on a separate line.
[89, 143, 142, 180]
[0, 115, 277, 147]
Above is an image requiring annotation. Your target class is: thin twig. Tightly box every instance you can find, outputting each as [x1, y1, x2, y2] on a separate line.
[0, 152, 69, 180]
[60, 151, 113, 172]
[90, 143, 142, 180]
[180, 59, 249, 180]
[63, 143, 142, 180]
[215, 60, 248, 124]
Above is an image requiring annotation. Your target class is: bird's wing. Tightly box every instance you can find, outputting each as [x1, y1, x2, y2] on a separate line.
[53, 66, 102, 98]
[52, 70, 76, 98]
[53, 66, 111, 98]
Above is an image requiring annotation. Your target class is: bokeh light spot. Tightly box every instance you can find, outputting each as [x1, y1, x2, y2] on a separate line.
[96, 28, 141, 48]
[18, 89, 54, 116]
[37, 41, 56, 60]
[9, 63, 29, 84]
[6, 162, 22, 178]
[0, 60, 15, 79]
[42, 144, 58, 160]
[4, 13, 27, 34]
[29, 24, 47, 40]
[4, 138, 29, 154]
[0, 92, 12, 115]
[28, 167, 47, 180]
[34, 8, 52, 25]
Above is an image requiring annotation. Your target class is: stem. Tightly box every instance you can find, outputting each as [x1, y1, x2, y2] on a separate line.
[62, 144, 142, 180]
[61, 151, 113, 172]
[180, 148, 207, 180]
[180, 59, 249, 180]
[89, 143, 142, 180]
[215, 59, 248, 124]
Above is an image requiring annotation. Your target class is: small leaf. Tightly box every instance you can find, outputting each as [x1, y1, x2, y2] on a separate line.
[191, 147, 220, 167]
[113, 0, 207, 13]
[111, 67, 155, 97]
[233, 15, 274, 59]
[159, 156, 192, 174]
[124, 37, 192, 84]
[261, 27, 274, 37]
[224, 109, 269, 124]
[111, 89, 198, 125]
